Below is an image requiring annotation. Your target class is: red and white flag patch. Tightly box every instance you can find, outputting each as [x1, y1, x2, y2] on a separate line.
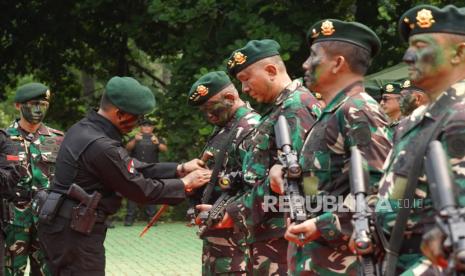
[127, 159, 135, 174]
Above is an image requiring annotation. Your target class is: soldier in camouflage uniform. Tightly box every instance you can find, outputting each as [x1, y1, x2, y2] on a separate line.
[223, 39, 321, 275]
[4, 83, 63, 276]
[380, 82, 403, 129]
[375, 4, 465, 275]
[270, 20, 392, 275]
[398, 79, 429, 118]
[188, 71, 261, 275]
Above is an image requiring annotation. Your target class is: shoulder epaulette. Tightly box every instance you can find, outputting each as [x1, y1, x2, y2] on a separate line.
[48, 127, 64, 136]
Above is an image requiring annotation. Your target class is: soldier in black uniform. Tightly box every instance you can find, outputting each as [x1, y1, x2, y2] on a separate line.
[37, 76, 211, 275]
[124, 118, 167, 226]
[1, 130, 20, 276]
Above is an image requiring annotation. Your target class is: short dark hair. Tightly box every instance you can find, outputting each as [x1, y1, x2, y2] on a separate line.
[100, 92, 115, 111]
[320, 41, 372, 75]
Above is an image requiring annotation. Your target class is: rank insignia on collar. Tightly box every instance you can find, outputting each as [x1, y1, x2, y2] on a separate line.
[385, 84, 394, 93]
[45, 90, 51, 100]
[321, 20, 335, 36]
[196, 85, 209, 96]
[416, 9, 435, 28]
[402, 80, 411, 88]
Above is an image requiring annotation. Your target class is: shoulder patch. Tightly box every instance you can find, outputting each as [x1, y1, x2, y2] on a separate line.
[127, 159, 135, 174]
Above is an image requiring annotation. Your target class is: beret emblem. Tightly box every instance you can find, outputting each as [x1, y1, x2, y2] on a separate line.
[385, 84, 394, 93]
[228, 51, 247, 68]
[321, 20, 335, 36]
[402, 80, 411, 88]
[233, 52, 247, 65]
[45, 90, 51, 100]
[416, 9, 435, 28]
[196, 85, 209, 96]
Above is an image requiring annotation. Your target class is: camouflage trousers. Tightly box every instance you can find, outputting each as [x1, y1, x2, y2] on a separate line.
[202, 228, 248, 275]
[248, 237, 288, 276]
[287, 240, 358, 275]
[4, 224, 50, 276]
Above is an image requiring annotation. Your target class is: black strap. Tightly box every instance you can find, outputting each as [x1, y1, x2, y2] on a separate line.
[201, 121, 240, 204]
[383, 110, 450, 275]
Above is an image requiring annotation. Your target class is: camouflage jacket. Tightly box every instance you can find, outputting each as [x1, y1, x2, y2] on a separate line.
[195, 104, 261, 230]
[376, 80, 465, 271]
[293, 82, 391, 274]
[226, 79, 321, 244]
[6, 120, 63, 227]
[202, 104, 261, 180]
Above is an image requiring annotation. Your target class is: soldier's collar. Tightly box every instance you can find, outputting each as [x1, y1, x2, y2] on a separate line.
[88, 110, 122, 141]
[274, 79, 302, 106]
[13, 120, 49, 140]
[233, 104, 252, 121]
[323, 81, 364, 113]
[37, 124, 52, 136]
[425, 80, 465, 120]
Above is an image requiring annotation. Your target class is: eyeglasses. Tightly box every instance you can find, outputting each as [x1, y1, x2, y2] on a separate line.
[381, 95, 400, 102]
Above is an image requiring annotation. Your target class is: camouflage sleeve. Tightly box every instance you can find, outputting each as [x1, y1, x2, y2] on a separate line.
[227, 91, 318, 242]
[342, 102, 391, 186]
[315, 96, 391, 246]
[441, 104, 465, 207]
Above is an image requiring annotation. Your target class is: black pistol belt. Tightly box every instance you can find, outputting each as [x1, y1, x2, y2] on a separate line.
[58, 199, 107, 223]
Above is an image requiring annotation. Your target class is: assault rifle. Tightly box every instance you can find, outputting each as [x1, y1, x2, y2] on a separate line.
[197, 171, 242, 237]
[350, 146, 381, 276]
[425, 141, 465, 274]
[275, 115, 306, 242]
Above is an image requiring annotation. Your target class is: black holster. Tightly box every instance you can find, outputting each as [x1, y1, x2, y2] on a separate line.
[38, 191, 65, 224]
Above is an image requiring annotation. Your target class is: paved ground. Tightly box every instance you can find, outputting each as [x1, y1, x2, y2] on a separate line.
[105, 222, 202, 275]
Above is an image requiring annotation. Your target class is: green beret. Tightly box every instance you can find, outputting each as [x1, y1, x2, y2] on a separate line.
[365, 84, 383, 103]
[139, 118, 155, 126]
[399, 5, 465, 42]
[227, 39, 280, 77]
[382, 82, 402, 95]
[188, 71, 232, 106]
[105, 76, 155, 115]
[307, 19, 381, 57]
[400, 79, 425, 93]
[15, 82, 50, 103]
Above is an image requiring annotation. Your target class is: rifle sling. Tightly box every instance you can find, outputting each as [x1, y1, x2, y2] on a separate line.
[201, 121, 240, 204]
[383, 109, 451, 275]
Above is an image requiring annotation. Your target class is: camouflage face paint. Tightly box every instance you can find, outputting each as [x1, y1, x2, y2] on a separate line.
[399, 92, 417, 116]
[404, 34, 447, 83]
[200, 98, 234, 126]
[20, 100, 49, 124]
[303, 44, 325, 90]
